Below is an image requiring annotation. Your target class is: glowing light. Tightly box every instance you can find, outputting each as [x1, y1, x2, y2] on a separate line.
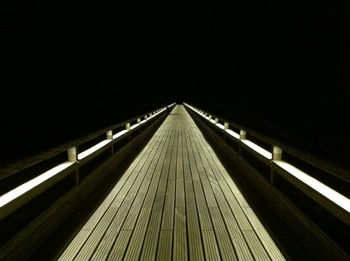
[209, 119, 216, 124]
[78, 140, 111, 160]
[0, 162, 73, 208]
[113, 130, 128, 139]
[217, 123, 225, 130]
[241, 140, 272, 159]
[226, 129, 240, 139]
[275, 161, 350, 213]
[130, 124, 139, 130]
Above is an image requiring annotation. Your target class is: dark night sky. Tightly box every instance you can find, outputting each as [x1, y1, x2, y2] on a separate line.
[1, 1, 350, 168]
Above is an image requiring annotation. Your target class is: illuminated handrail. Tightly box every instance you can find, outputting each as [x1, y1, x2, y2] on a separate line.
[0, 105, 173, 181]
[184, 103, 350, 223]
[0, 103, 175, 220]
[184, 103, 349, 184]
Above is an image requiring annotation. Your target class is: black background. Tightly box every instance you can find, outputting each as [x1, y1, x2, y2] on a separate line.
[1, 0, 349, 169]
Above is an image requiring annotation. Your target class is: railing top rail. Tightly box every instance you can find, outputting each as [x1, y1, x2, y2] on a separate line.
[184, 103, 349, 183]
[0, 103, 176, 180]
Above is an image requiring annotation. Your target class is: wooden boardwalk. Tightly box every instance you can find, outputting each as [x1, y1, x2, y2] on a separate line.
[59, 105, 285, 261]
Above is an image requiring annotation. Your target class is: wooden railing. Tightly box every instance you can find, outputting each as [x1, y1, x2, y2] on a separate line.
[184, 102, 350, 260]
[0, 102, 175, 260]
[0, 103, 175, 220]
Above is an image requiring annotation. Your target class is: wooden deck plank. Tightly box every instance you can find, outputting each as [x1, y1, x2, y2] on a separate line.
[209, 207, 238, 261]
[243, 230, 271, 261]
[140, 126, 176, 261]
[190, 122, 253, 231]
[185, 125, 213, 231]
[123, 208, 151, 261]
[106, 230, 132, 261]
[244, 207, 285, 261]
[189, 127, 237, 261]
[58, 126, 166, 261]
[121, 124, 175, 261]
[160, 122, 178, 231]
[74, 120, 172, 261]
[191, 127, 255, 261]
[183, 126, 205, 261]
[173, 122, 188, 261]
[59, 105, 285, 261]
[120, 124, 171, 231]
[190, 138, 218, 208]
[202, 230, 221, 261]
[156, 116, 179, 261]
[157, 230, 173, 261]
[173, 207, 187, 261]
[189, 110, 285, 261]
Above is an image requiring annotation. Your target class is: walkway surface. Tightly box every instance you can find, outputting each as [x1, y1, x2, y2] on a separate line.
[59, 105, 285, 261]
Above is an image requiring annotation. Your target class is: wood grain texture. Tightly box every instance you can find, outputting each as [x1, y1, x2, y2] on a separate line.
[59, 105, 285, 261]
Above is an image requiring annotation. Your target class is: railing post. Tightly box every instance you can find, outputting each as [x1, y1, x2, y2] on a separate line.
[273, 146, 282, 161]
[137, 118, 141, 123]
[270, 146, 282, 184]
[106, 130, 114, 154]
[67, 146, 79, 184]
[224, 122, 229, 129]
[144, 115, 148, 120]
[209, 115, 212, 119]
[215, 118, 219, 123]
[68, 147, 77, 162]
[240, 130, 246, 140]
[239, 130, 246, 154]
[125, 122, 131, 140]
[106, 130, 113, 140]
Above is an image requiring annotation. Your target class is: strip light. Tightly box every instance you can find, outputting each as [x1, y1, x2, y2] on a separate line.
[217, 123, 225, 130]
[241, 140, 272, 159]
[185, 103, 350, 213]
[275, 161, 350, 213]
[226, 129, 240, 139]
[0, 162, 73, 208]
[130, 124, 139, 130]
[113, 130, 128, 139]
[78, 140, 111, 160]
[0, 106, 171, 211]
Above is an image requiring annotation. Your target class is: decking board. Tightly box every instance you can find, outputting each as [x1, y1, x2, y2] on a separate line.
[59, 105, 285, 261]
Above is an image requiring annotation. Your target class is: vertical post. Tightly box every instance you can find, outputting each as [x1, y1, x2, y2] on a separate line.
[215, 117, 219, 123]
[67, 146, 79, 184]
[137, 118, 141, 123]
[106, 130, 113, 140]
[239, 130, 246, 154]
[224, 122, 229, 129]
[68, 147, 77, 162]
[240, 130, 246, 140]
[144, 115, 148, 120]
[273, 146, 282, 161]
[125, 122, 131, 141]
[209, 115, 212, 119]
[270, 146, 282, 184]
[106, 130, 114, 155]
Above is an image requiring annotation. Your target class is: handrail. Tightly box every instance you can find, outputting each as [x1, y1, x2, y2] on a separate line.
[0, 103, 175, 181]
[184, 103, 350, 184]
[184, 102, 350, 224]
[0, 103, 175, 220]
